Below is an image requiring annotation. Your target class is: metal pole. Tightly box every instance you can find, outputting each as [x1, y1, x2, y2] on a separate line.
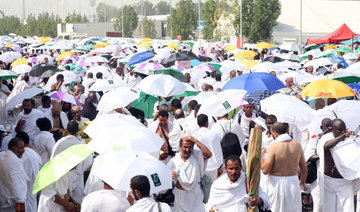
[198, 0, 201, 48]
[64, 0, 67, 20]
[22, 0, 25, 21]
[299, 0, 302, 45]
[79, 0, 82, 16]
[170, 0, 172, 39]
[239, 0, 243, 48]
[142, 0, 144, 38]
[122, 0, 124, 39]
[104, 0, 107, 36]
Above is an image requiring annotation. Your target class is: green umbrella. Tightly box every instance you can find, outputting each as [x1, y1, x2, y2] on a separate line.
[154, 68, 187, 82]
[32, 144, 93, 194]
[356, 48, 360, 53]
[336, 47, 352, 53]
[184, 41, 194, 48]
[327, 71, 360, 84]
[64, 64, 84, 72]
[131, 91, 159, 119]
[0, 70, 18, 80]
[207, 62, 222, 74]
[176, 83, 199, 97]
[304, 44, 319, 52]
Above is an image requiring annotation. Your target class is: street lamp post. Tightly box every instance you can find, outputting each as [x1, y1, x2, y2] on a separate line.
[239, 0, 243, 48]
[170, 0, 172, 39]
[122, 0, 124, 39]
[198, 0, 201, 48]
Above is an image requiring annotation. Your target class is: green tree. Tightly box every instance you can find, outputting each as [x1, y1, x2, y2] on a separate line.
[168, 0, 197, 40]
[155, 1, 171, 15]
[96, 3, 119, 22]
[113, 5, 138, 37]
[136, 1, 156, 16]
[143, 17, 157, 38]
[0, 16, 22, 35]
[233, 0, 281, 43]
[202, 0, 217, 40]
[65, 11, 88, 23]
[34, 12, 61, 37]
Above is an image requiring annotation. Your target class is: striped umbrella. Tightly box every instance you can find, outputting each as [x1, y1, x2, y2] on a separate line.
[246, 128, 263, 212]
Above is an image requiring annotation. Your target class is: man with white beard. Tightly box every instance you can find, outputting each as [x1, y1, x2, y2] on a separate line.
[167, 135, 212, 212]
[207, 156, 271, 211]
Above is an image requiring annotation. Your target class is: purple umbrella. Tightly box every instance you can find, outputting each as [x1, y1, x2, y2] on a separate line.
[47, 91, 82, 106]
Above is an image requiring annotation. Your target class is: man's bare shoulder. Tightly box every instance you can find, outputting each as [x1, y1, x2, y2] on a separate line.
[269, 140, 302, 150]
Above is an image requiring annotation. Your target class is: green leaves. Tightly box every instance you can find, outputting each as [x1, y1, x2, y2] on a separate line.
[113, 5, 138, 38]
[168, 0, 197, 40]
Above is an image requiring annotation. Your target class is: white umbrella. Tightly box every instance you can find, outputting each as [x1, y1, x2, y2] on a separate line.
[343, 53, 358, 60]
[280, 53, 300, 62]
[198, 89, 247, 117]
[87, 66, 111, 79]
[279, 42, 303, 52]
[85, 115, 163, 154]
[138, 74, 186, 97]
[93, 152, 172, 194]
[43, 71, 78, 91]
[0, 52, 22, 63]
[278, 71, 313, 85]
[303, 58, 334, 68]
[304, 49, 322, 58]
[191, 91, 217, 104]
[89, 78, 126, 92]
[47, 91, 82, 106]
[97, 87, 140, 112]
[220, 60, 248, 72]
[260, 93, 316, 126]
[317, 49, 338, 59]
[85, 56, 109, 63]
[12, 64, 31, 74]
[276, 61, 302, 70]
[6, 87, 43, 110]
[324, 100, 360, 131]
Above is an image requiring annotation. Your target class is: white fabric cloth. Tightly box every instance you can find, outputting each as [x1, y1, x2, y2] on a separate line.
[81, 189, 130, 212]
[126, 197, 172, 212]
[16, 109, 45, 146]
[266, 175, 301, 212]
[323, 175, 355, 212]
[0, 151, 28, 211]
[210, 119, 246, 147]
[240, 113, 256, 138]
[148, 119, 180, 152]
[38, 173, 72, 212]
[0, 92, 7, 126]
[33, 131, 56, 166]
[46, 111, 69, 130]
[167, 150, 207, 212]
[21, 147, 42, 212]
[192, 127, 223, 172]
[207, 172, 271, 212]
[52, 135, 93, 203]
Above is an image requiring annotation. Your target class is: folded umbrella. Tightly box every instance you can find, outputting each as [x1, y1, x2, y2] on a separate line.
[93, 152, 172, 194]
[33, 144, 93, 194]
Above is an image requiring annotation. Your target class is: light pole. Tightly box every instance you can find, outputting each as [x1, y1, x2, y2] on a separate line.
[104, 0, 107, 36]
[142, 0, 145, 38]
[198, 0, 201, 48]
[239, 0, 243, 48]
[22, 0, 25, 21]
[122, 0, 124, 39]
[169, 0, 172, 39]
[299, 0, 303, 45]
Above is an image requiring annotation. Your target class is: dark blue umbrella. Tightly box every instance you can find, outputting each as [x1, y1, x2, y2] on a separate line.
[128, 52, 155, 66]
[221, 72, 285, 94]
[347, 83, 360, 94]
[245, 90, 278, 105]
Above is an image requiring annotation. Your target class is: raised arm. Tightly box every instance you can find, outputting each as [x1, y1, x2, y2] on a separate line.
[323, 132, 349, 151]
[183, 135, 212, 160]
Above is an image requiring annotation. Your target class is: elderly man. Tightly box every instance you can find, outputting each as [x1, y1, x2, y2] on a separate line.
[207, 156, 271, 211]
[126, 175, 172, 212]
[15, 98, 45, 146]
[320, 119, 360, 212]
[167, 135, 212, 212]
[0, 137, 28, 212]
[70, 106, 89, 126]
[285, 77, 294, 88]
[47, 102, 69, 141]
[261, 122, 307, 212]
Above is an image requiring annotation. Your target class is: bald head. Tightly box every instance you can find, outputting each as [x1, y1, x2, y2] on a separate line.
[321, 118, 332, 132]
[174, 109, 185, 119]
[332, 119, 346, 138]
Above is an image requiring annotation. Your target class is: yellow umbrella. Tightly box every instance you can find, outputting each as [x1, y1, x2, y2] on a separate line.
[256, 42, 273, 49]
[4, 44, 14, 48]
[233, 50, 258, 60]
[301, 79, 354, 98]
[11, 58, 28, 67]
[324, 45, 337, 50]
[39, 37, 51, 44]
[56, 51, 74, 61]
[239, 60, 258, 69]
[137, 42, 152, 47]
[225, 46, 237, 52]
[94, 42, 110, 49]
[142, 38, 153, 42]
[167, 43, 179, 50]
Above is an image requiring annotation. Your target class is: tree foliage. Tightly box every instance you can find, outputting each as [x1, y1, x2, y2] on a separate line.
[96, 3, 119, 22]
[136, 1, 157, 16]
[143, 17, 157, 38]
[0, 16, 23, 35]
[155, 1, 171, 15]
[113, 5, 139, 38]
[65, 11, 89, 23]
[168, 0, 197, 40]
[233, 0, 281, 43]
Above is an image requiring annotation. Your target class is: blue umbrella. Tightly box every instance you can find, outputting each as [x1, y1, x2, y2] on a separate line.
[128, 52, 154, 66]
[347, 83, 360, 93]
[221, 73, 285, 94]
[191, 59, 202, 67]
[245, 90, 278, 105]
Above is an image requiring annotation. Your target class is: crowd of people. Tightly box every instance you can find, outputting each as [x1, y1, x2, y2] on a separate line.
[0, 35, 359, 212]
